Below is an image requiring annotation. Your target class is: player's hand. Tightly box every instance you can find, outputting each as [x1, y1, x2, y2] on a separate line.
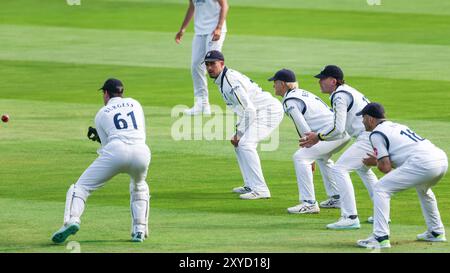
[87, 126, 101, 143]
[299, 132, 319, 148]
[211, 28, 221, 41]
[175, 29, 185, 44]
[230, 134, 240, 147]
[311, 161, 316, 172]
[362, 153, 377, 166]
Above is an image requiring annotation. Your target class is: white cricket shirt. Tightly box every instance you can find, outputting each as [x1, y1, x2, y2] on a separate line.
[193, 0, 227, 35]
[95, 97, 147, 147]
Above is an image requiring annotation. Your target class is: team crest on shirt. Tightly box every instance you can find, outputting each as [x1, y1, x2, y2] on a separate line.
[230, 86, 239, 94]
[286, 106, 294, 113]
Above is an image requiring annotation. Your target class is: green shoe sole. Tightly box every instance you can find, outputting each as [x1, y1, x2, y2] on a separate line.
[327, 224, 361, 230]
[51, 223, 80, 244]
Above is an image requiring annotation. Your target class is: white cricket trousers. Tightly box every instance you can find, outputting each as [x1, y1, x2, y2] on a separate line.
[191, 33, 226, 105]
[293, 135, 350, 202]
[235, 101, 284, 194]
[373, 149, 448, 238]
[64, 140, 151, 233]
[332, 131, 378, 217]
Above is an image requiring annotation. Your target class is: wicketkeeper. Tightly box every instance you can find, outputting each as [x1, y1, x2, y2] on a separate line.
[51, 78, 151, 243]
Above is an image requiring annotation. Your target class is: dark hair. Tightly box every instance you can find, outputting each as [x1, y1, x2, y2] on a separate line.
[104, 87, 123, 98]
[336, 79, 345, 87]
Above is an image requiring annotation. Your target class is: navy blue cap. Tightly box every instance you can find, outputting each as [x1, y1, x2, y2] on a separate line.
[356, 102, 385, 119]
[204, 50, 224, 62]
[99, 78, 124, 93]
[268, 69, 297, 82]
[314, 65, 344, 81]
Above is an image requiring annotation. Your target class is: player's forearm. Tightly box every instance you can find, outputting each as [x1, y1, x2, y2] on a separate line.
[288, 108, 311, 137]
[236, 109, 256, 137]
[179, 1, 195, 32]
[216, 0, 229, 30]
[377, 157, 393, 174]
[318, 102, 347, 141]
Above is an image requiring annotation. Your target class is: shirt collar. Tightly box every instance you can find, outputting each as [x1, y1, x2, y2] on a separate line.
[107, 97, 122, 105]
[214, 66, 228, 87]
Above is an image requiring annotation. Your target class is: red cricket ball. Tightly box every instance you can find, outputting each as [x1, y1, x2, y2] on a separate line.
[1, 114, 9, 123]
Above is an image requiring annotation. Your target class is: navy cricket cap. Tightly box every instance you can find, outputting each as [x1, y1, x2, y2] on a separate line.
[356, 102, 386, 119]
[268, 69, 297, 82]
[99, 78, 124, 93]
[204, 50, 225, 63]
[314, 65, 344, 81]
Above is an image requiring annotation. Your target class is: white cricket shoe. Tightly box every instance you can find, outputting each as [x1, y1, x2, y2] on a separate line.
[319, 197, 340, 208]
[327, 216, 361, 230]
[287, 202, 320, 214]
[367, 216, 391, 224]
[417, 231, 447, 242]
[357, 235, 391, 249]
[232, 186, 252, 194]
[51, 222, 80, 244]
[183, 104, 211, 116]
[131, 232, 146, 243]
[202, 104, 211, 115]
[240, 191, 271, 200]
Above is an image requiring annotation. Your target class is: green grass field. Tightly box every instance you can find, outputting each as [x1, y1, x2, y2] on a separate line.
[1, 0, 450, 253]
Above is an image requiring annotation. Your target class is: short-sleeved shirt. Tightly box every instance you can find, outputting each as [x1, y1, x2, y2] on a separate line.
[370, 121, 439, 167]
[193, 0, 227, 35]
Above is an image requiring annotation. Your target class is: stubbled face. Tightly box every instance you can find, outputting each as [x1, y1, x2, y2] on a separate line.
[318, 77, 337, 94]
[362, 114, 377, 131]
[205, 60, 225, 78]
[273, 80, 286, 97]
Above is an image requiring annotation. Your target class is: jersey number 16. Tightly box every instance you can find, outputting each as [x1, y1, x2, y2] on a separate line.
[400, 128, 425, 142]
[114, 111, 138, 130]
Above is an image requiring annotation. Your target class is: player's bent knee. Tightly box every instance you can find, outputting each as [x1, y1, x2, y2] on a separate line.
[292, 150, 303, 161]
[373, 182, 392, 197]
[73, 184, 91, 200]
[130, 181, 149, 194]
[331, 164, 348, 175]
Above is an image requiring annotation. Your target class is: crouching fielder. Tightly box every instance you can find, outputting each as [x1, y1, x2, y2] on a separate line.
[51, 78, 151, 244]
[269, 69, 350, 213]
[205, 50, 283, 199]
[356, 103, 447, 249]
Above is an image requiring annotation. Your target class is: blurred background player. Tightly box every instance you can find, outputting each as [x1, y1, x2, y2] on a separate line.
[269, 69, 350, 214]
[175, 0, 229, 115]
[300, 65, 378, 230]
[357, 103, 447, 249]
[51, 78, 151, 243]
[204, 50, 283, 199]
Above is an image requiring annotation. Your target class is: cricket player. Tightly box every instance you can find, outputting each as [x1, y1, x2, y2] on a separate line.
[51, 78, 151, 243]
[269, 69, 350, 213]
[300, 65, 378, 229]
[356, 103, 448, 249]
[204, 50, 283, 199]
[176, 0, 229, 115]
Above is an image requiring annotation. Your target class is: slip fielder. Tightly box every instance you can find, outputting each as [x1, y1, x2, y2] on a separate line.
[300, 65, 378, 230]
[204, 50, 283, 199]
[356, 103, 447, 249]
